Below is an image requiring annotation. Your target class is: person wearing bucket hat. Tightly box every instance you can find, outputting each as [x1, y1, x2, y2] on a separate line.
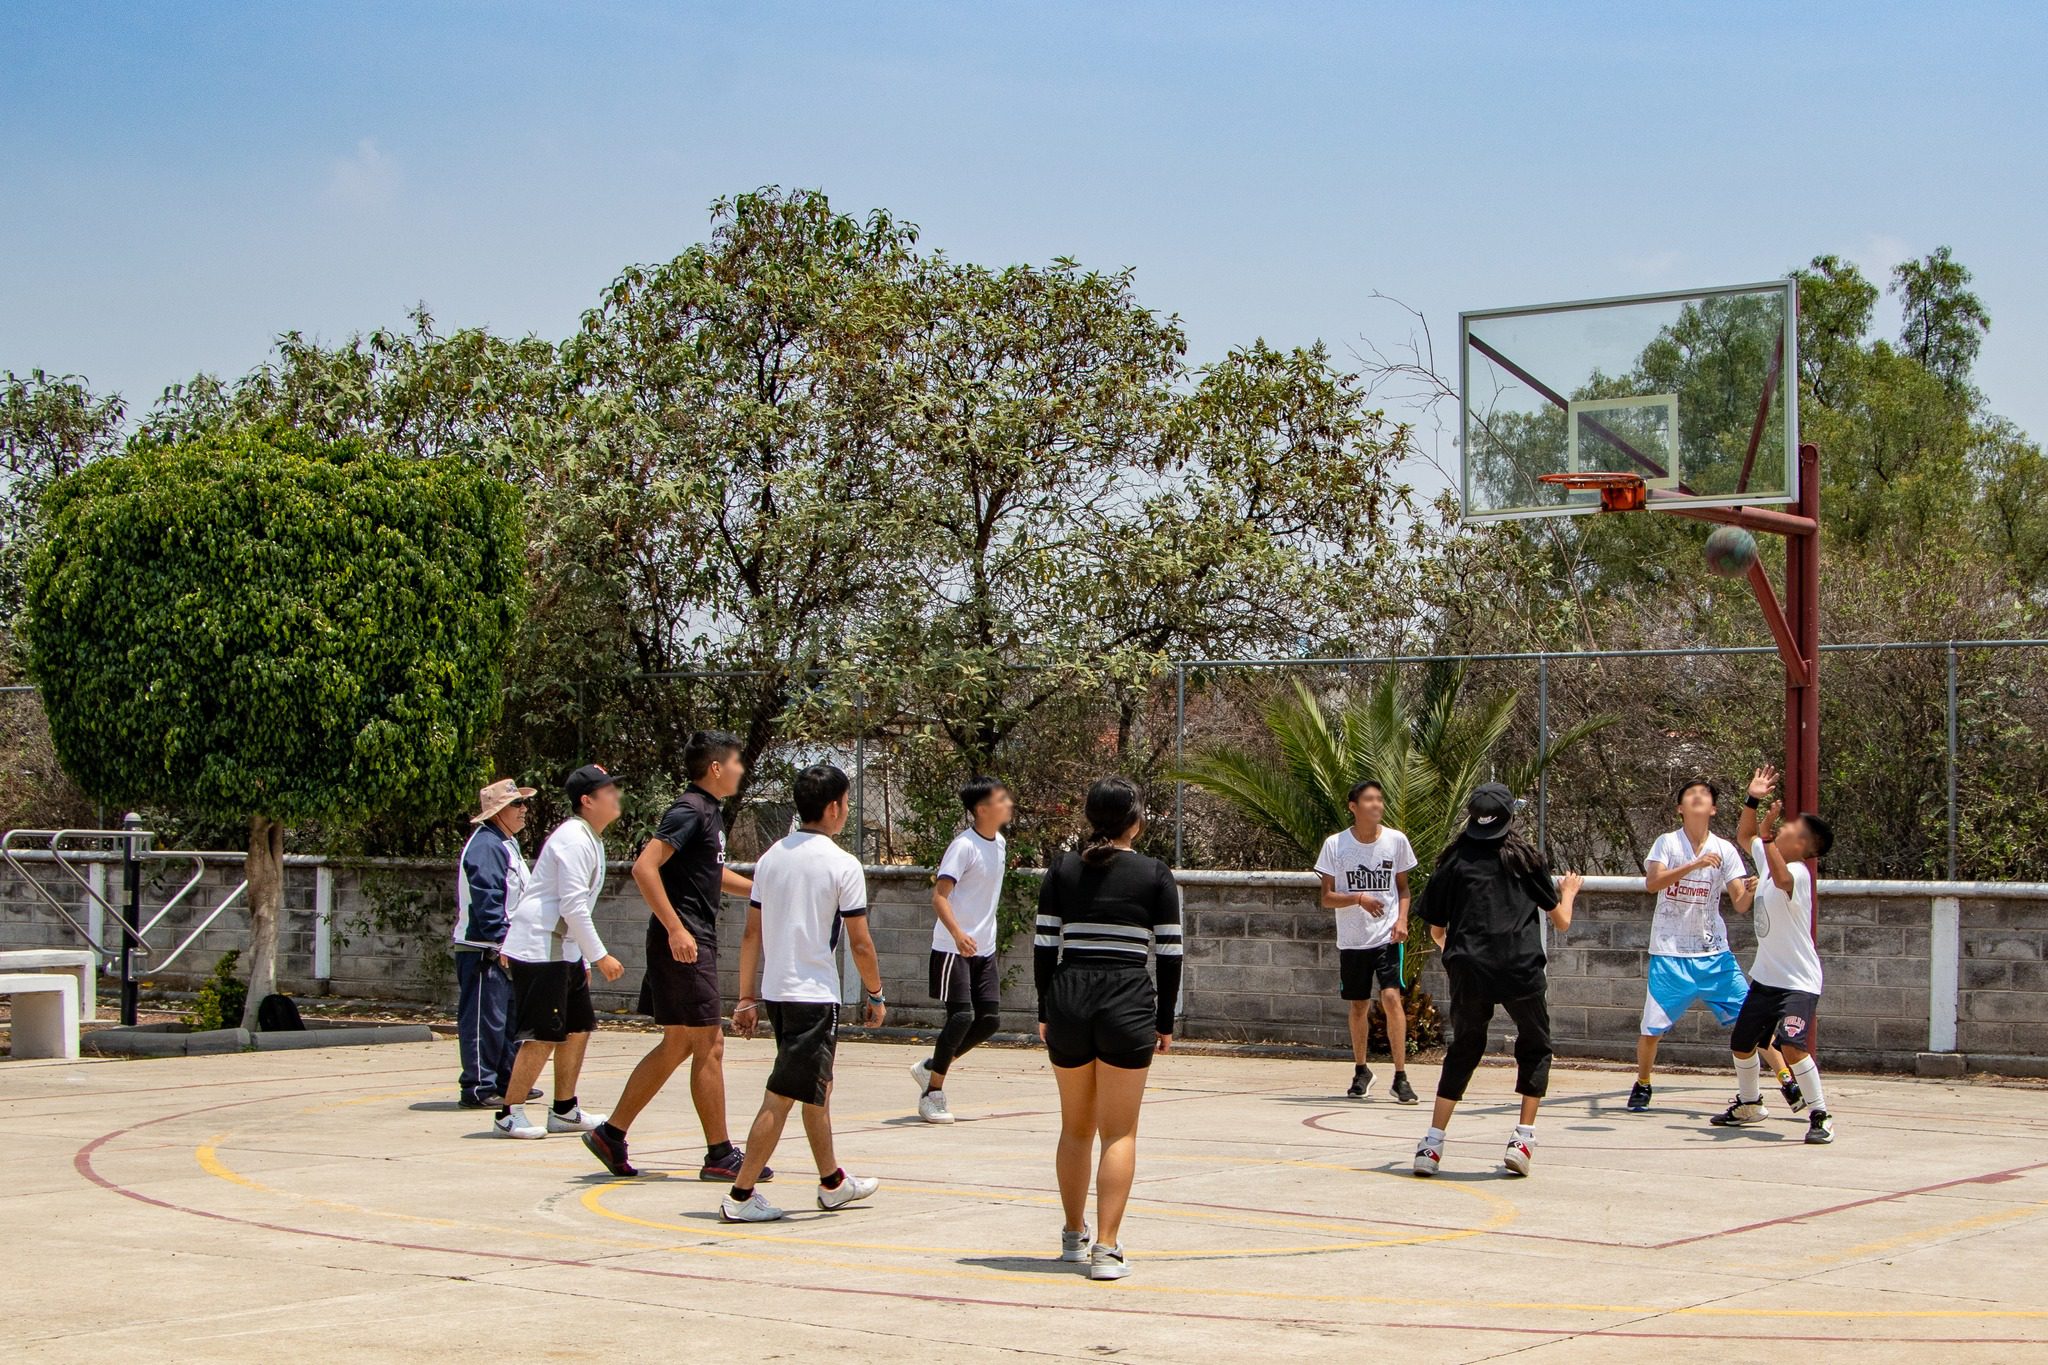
[1411, 783, 1583, 1179]
[451, 777, 538, 1108]
[493, 764, 627, 1140]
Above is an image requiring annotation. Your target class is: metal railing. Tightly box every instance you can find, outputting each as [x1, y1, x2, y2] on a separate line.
[0, 824, 248, 1023]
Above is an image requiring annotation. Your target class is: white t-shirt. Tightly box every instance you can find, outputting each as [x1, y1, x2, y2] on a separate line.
[1747, 836, 1823, 993]
[501, 817, 608, 965]
[1644, 829, 1742, 958]
[1314, 827, 1417, 950]
[752, 830, 869, 1004]
[932, 829, 1005, 956]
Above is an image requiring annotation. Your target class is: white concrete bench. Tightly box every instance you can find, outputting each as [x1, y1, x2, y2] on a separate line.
[0, 949, 97, 1021]
[0, 973, 81, 1060]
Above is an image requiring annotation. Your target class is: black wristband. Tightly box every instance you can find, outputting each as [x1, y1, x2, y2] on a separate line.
[1744, 795, 1762, 809]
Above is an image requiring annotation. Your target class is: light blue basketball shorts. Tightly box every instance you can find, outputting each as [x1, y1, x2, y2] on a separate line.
[1641, 952, 1750, 1036]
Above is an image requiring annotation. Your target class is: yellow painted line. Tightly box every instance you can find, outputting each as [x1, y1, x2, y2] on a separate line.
[1805, 1197, 2048, 1265]
[187, 1134, 2048, 1323]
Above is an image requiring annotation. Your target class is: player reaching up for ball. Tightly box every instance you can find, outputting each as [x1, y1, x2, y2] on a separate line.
[1412, 784, 1582, 1178]
[1712, 765, 1837, 1144]
[1313, 780, 1418, 1103]
[1628, 779, 1756, 1113]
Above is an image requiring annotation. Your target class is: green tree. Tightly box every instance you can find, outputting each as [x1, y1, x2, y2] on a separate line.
[1176, 671, 1607, 978]
[20, 428, 523, 1023]
[1892, 246, 1990, 400]
[565, 188, 927, 814]
[0, 370, 125, 627]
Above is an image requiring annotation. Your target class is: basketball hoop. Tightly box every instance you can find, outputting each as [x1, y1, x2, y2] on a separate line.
[1539, 470, 1647, 513]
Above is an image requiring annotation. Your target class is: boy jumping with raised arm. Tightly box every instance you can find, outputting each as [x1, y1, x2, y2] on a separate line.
[1713, 764, 1838, 1144]
[912, 776, 1014, 1124]
[1314, 781, 1418, 1104]
[721, 764, 888, 1222]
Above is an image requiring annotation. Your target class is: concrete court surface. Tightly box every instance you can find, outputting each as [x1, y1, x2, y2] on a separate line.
[6, 1036, 2048, 1363]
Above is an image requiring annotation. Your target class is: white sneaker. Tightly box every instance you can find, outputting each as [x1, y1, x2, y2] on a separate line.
[545, 1105, 607, 1134]
[720, 1190, 786, 1223]
[1060, 1224, 1092, 1263]
[911, 1059, 934, 1094]
[919, 1090, 956, 1124]
[494, 1107, 545, 1139]
[1412, 1138, 1442, 1177]
[817, 1173, 880, 1211]
[1504, 1135, 1534, 1176]
[1087, 1243, 1130, 1281]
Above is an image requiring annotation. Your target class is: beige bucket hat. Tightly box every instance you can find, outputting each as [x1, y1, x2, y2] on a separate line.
[472, 777, 538, 824]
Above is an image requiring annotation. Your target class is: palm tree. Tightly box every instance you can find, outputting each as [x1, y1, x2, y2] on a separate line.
[1176, 667, 1609, 983]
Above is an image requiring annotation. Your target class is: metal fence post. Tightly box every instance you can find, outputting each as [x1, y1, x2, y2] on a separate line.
[1947, 642, 1959, 881]
[1536, 655, 1550, 852]
[1173, 665, 1186, 866]
[119, 811, 141, 1026]
[854, 689, 867, 862]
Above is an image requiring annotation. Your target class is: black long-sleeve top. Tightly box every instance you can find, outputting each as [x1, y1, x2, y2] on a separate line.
[1033, 848, 1184, 1035]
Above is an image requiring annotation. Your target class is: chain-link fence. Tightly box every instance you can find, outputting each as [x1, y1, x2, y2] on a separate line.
[8, 640, 2048, 880]
[1161, 640, 2048, 882]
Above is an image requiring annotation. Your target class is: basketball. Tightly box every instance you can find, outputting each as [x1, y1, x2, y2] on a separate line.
[1703, 526, 1759, 578]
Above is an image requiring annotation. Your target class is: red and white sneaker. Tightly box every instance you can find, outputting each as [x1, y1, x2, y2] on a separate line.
[1412, 1138, 1443, 1177]
[1504, 1135, 1534, 1176]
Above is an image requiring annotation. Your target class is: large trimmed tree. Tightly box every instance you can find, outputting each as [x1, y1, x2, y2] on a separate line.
[21, 426, 523, 1025]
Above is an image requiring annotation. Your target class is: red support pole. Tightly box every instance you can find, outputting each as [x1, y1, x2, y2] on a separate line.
[1786, 442, 1821, 931]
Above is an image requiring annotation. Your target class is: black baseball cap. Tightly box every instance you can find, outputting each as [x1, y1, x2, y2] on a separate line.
[565, 763, 623, 809]
[1463, 782, 1516, 841]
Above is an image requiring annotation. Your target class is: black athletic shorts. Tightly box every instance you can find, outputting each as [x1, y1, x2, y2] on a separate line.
[508, 958, 597, 1043]
[638, 918, 723, 1028]
[1339, 944, 1403, 1000]
[1043, 965, 1157, 1070]
[1730, 981, 1821, 1054]
[930, 949, 1002, 1009]
[764, 1001, 839, 1105]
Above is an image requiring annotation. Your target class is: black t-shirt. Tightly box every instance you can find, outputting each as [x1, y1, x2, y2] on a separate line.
[1417, 835, 1558, 998]
[1034, 848, 1185, 1034]
[651, 785, 727, 945]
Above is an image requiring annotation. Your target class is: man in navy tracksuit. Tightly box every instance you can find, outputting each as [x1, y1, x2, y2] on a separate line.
[454, 778, 536, 1108]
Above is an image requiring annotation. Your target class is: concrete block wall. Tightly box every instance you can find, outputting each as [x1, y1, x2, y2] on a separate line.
[6, 850, 2046, 1075]
[1960, 900, 2048, 1058]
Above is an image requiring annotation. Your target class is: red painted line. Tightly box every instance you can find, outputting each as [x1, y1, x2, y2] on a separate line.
[1651, 1160, 2048, 1250]
[59, 1095, 2048, 1345]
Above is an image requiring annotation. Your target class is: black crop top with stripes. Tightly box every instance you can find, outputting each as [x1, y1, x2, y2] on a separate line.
[1033, 848, 1184, 1035]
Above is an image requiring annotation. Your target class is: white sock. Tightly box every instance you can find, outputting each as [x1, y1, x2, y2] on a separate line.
[1423, 1126, 1445, 1146]
[1513, 1124, 1536, 1144]
[1735, 1053, 1763, 1104]
[1790, 1057, 1827, 1112]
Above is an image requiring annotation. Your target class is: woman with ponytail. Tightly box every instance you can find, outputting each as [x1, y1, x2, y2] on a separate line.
[1034, 776, 1182, 1282]
[1411, 783, 1583, 1179]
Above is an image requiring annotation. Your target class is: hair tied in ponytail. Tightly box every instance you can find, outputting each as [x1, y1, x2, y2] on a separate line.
[1080, 776, 1144, 865]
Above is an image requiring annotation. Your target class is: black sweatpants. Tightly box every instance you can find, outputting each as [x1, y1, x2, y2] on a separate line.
[931, 1002, 1001, 1076]
[1436, 965, 1553, 1102]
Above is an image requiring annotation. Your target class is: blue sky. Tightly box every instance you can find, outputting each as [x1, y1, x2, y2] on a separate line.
[5, 1, 2043, 477]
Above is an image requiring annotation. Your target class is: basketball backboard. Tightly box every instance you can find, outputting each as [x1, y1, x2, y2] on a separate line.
[1458, 280, 1798, 522]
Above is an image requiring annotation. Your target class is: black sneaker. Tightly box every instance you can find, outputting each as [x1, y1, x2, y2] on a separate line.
[699, 1147, 774, 1183]
[1390, 1073, 1418, 1105]
[1346, 1066, 1374, 1100]
[458, 1094, 491, 1109]
[1780, 1078, 1808, 1113]
[1626, 1081, 1653, 1112]
[583, 1127, 639, 1177]
[1805, 1109, 1835, 1145]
